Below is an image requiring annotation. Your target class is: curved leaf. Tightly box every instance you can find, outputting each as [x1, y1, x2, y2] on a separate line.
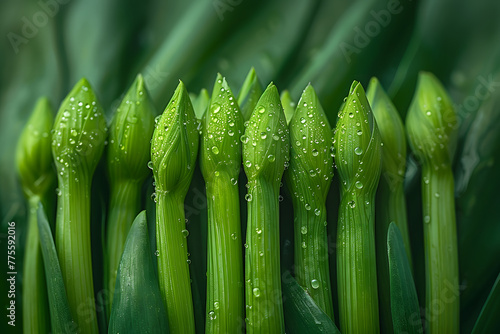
[108, 211, 169, 334]
[471, 272, 500, 334]
[282, 271, 340, 334]
[37, 204, 77, 333]
[387, 223, 422, 334]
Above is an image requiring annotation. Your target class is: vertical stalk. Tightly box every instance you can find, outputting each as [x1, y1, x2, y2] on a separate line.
[156, 191, 195, 334]
[376, 178, 412, 334]
[105, 180, 142, 306]
[422, 166, 459, 333]
[245, 178, 284, 333]
[23, 196, 49, 334]
[337, 192, 379, 333]
[293, 203, 334, 318]
[205, 173, 244, 332]
[56, 171, 99, 334]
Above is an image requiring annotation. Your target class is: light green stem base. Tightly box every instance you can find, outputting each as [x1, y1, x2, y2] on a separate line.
[205, 173, 244, 333]
[245, 178, 284, 334]
[293, 204, 334, 319]
[337, 193, 380, 334]
[105, 180, 142, 312]
[56, 173, 98, 334]
[422, 167, 459, 333]
[156, 191, 195, 334]
[23, 196, 50, 334]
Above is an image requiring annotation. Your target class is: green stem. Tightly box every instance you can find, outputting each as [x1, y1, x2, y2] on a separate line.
[105, 180, 142, 311]
[376, 178, 412, 333]
[422, 166, 459, 333]
[205, 173, 244, 333]
[156, 191, 195, 334]
[382, 180, 412, 269]
[293, 204, 334, 319]
[23, 196, 49, 334]
[337, 192, 379, 334]
[245, 178, 284, 334]
[56, 172, 98, 334]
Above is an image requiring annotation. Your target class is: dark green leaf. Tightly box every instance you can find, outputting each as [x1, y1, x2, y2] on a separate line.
[387, 223, 423, 334]
[282, 271, 340, 334]
[471, 272, 500, 334]
[37, 204, 77, 333]
[108, 211, 169, 334]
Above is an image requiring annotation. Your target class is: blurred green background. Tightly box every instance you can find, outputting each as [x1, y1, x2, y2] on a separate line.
[1, 0, 500, 332]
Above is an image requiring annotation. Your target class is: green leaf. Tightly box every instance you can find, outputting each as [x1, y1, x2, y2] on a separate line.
[37, 204, 77, 333]
[280, 90, 296, 125]
[471, 272, 500, 334]
[282, 271, 340, 334]
[108, 211, 169, 334]
[387, 223, 423, 334]
[237, 67, 263, 122]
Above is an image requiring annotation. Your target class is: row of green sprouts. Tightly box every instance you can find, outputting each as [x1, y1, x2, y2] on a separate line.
[17, 68, 458, 333]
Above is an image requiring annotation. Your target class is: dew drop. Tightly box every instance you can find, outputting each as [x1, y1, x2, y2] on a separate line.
[252, 288, 261, 297]
[267, 154, 275, 162]
[312, 149, 319, 156]
[354, 147, 363, 155]
[355, 181, 363, 189]
[211, 146, 219, 155]
[348, 200, 356, 208]
[245, 194, 253, 201]
[182, 229, 189, 237]
[311, 279, 320, 289]
[155, 250, 160, 256]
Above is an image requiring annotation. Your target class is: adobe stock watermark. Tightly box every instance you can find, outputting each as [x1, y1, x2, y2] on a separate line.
[6, 221, 17, 327]
[7, 0, 71, 54]
[143, 65, 170, 94]
[340, 0, 406, 63]
[454, 74, 500, 122]
[213, 0, 244, 21]
[405, 278, 466, 333]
